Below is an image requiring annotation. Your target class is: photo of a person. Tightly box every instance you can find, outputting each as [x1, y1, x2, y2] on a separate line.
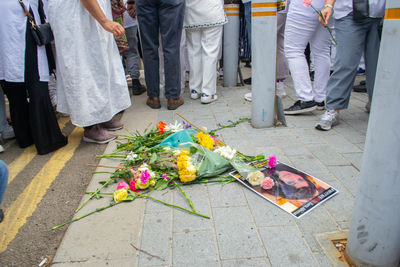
[259, 164, 326, 207]
[231, 161, 337, 218]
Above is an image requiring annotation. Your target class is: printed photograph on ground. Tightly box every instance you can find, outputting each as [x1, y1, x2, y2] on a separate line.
[230, 160, 338, 218]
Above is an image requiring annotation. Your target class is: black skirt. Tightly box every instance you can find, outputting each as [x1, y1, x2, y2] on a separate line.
[0, 17, 67, 155]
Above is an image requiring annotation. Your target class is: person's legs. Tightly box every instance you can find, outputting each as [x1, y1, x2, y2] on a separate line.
[201, 26, 223, 97]
[243, 2, 252, 60]
[284, 17, 318, 102]
[125, 25, 146, 95]
[125, 26, 141, 80]
[1, 82, 33, 148]
[364, 18, 381, 101]
[159, 0, 185, 100]
[0, 86, 14, 140]
[276, 12, 289, 81]
[136, 0, 160, 99]
[26, 81, 67, 155]
[309, 23, 332, 103]
[325, 14, 367, 111]
[186, 29, 203, 99]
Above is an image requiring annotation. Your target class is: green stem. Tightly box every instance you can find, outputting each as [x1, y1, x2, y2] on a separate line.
[173, 181, 196, 212]
[52, 202, 120, 230]
[136, 193, 209, 219]
[75, 177, 113, 212]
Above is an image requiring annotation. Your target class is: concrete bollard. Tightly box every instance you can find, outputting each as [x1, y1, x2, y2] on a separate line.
[223, 2, 240, 87]
[346, 1, 400, 266]
[251, 0, 277, 128]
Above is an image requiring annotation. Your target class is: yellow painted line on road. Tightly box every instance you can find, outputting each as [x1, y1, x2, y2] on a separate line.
[7, 116, 70, 184]
[0, 126, 83, 253]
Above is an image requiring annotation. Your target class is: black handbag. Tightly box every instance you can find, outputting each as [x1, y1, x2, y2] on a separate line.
[18, 0, 54, 46]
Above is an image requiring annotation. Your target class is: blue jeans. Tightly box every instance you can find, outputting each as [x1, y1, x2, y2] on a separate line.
[0, 160, 8, 205]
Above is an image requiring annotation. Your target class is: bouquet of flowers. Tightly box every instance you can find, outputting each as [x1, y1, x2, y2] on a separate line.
[52, 117, 277, 230]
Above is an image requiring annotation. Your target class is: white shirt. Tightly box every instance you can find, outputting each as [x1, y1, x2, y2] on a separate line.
[334, 0, 386, 20]
[0, 0, 49, 82]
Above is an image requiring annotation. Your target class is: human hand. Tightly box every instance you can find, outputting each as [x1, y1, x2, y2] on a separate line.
[127, 4, 136, 19]
[101, 20, 125, 38]
[319, 6, 332, 26]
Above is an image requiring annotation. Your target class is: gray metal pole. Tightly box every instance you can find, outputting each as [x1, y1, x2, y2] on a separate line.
[223, 3, 240, 87]
[251, 1, 277, 128]
[347, 2, 400, 266]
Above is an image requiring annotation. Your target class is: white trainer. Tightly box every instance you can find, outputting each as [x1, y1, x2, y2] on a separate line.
[315, 110, 339, 131]
[244, 92, 252, 102]
[201, 93, 218, 104]
[190, 90, 200, 100]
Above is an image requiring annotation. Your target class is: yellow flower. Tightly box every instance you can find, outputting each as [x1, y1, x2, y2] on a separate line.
[196, 132, 214, 150]
[113, 188, 128, 202]
[150, 179, 156, 186]
[136, 179, 150, 189]
[177, 150, 197, 183]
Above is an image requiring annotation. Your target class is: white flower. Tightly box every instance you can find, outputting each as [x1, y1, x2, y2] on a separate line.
[163, 146, 171, 151]
[125, 152, 138, 161]
[214, 146, 237, 160]
[247, 171, 265, 186]
[165, 121, 183, 132]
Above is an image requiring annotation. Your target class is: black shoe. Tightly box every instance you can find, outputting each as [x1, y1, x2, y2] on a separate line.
[284, 100, 317, 115]
[316, 101, 325, 110]
[131, 79, 146, 95]
[244, 77, 252, 85]
[353, 80, 366, 93]
[0, 209, 4, 223]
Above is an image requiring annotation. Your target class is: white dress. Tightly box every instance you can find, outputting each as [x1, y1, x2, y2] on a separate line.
[0, 0, 49, 82]
[47, 0, 131, 127]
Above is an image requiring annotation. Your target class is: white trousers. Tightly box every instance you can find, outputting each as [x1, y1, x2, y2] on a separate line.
[284, 16, 331, 102]
[186, 26, 223, 96]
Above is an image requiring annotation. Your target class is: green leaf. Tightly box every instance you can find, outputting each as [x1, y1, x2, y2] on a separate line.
[189, 146, 198, 155]
[149, 153, 159, 164]
[154, 179, 169, 191]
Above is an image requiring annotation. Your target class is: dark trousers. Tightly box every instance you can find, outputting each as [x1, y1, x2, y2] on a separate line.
[136, 0, 185, 99]
[0, 18, 67, 155]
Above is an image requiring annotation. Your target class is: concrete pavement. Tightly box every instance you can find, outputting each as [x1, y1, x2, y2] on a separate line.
[51, 67, 369, 266]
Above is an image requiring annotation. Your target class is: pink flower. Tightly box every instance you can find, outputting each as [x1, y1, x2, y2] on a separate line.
[302, 0, 312, 7]
[140, 169, 150, 184]
[162, 173, 170, 181]
[129, 179, 140, 192]
[261, 177, 275, 190]
[117, 181, 129, 190]
[268, 155, 277, 169]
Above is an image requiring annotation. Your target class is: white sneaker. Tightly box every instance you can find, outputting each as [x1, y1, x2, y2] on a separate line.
[0, 145, 4, 153]
[2, 124, 15, 139]
[277, 80, 287, 98]
[190, 90, 200, 100]
[315, 110, 339, 131]
[244, 92, 252, 102]
[201, 93, 218, 104]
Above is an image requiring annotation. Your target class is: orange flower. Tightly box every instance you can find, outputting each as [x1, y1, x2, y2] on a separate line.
[158, 121, 167, 135]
